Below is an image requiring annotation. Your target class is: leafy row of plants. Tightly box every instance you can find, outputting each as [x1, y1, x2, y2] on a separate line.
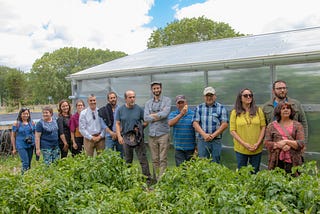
[0, 150, 319, 213]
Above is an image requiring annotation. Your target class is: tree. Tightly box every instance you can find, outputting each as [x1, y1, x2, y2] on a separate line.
[0, 66, 27, 106]
[30, 47, 127, 103]
[147, 16, 244, 48]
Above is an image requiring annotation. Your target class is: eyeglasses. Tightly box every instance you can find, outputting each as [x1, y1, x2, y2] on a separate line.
[21, 107, 30, 111]
[275, 87, 287, 90]
[92, 111, 96, 120]
[242, 94, 253, 98]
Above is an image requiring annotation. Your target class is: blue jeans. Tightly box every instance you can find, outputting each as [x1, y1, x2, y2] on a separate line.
[197, 139, 222, 163]
[17, 146, 34, 173]
[105, 136, 124, 158]
[41, 147, 60, 165]
[235, 151, 262, 174]
[175, 149, 194, 166]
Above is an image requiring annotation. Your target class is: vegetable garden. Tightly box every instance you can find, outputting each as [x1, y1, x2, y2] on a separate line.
[0, 151, 319, 213]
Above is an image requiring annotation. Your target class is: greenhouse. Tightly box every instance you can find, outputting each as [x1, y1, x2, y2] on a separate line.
[67, 27, 320, 163]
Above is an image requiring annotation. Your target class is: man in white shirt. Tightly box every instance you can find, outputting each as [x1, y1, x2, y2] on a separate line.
[79, 94, 105, 156]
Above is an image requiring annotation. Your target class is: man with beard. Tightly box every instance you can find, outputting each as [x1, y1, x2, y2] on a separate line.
[263, 80, 308, 142]
[144, 81, 171, 181]
[99, 92, 124, 158]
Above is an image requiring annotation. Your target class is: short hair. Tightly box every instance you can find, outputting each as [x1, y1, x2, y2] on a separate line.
[42, 106, 54, 116]
[272, 80, 287, 89]
[107, 91, 117, 99]
[274, 101, 295, 122]
[124, 90, 135, 99]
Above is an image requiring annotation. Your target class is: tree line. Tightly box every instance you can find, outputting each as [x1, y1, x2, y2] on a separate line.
[0, 17, 243, 109]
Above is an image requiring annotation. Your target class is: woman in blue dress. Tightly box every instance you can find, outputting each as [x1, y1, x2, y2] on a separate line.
[11, 107, 35, 174]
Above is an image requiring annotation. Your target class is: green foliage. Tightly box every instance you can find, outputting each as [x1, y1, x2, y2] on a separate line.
[0, 153, 319, 213]
[0, 66, 27, 106]
[30, 47, 126, 103]
[147, 16, 244, 48]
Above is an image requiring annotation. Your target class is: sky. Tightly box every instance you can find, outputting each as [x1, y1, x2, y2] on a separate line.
[1, 0, 319, 72]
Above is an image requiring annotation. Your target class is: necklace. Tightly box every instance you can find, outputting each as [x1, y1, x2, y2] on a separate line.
[244, 113, 252, 126]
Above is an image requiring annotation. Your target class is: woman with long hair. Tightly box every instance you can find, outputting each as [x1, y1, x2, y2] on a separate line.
[57, 99, 72, 158]
[35, 106, 60, 165]
[264, 101, 305, 175]
[69, 99, 85, 155]
[11, 107, 35, 173]
[230, 88, 266, 173]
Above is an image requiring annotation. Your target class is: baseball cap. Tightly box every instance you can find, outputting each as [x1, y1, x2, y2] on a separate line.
[203, 87, 216, 95]
[150, 81, 162, 87]
[175, 95, 186, 104]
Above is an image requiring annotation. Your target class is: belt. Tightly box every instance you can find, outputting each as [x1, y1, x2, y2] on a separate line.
[92, 132, 101, 137]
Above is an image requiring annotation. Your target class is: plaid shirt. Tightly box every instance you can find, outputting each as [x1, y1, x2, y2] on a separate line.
[192, 101, 228, 140]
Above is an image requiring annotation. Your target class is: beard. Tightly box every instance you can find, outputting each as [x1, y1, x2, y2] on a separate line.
[153, 91, 161, 96]
[275, 91, 287, 100]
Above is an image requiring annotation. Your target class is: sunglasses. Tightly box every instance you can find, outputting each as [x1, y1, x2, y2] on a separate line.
[21, 107, 30, 111]
[242, 94, 253, 98]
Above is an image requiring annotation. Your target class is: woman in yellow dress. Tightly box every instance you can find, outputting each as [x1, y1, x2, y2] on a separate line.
[230, 88, 266, 173]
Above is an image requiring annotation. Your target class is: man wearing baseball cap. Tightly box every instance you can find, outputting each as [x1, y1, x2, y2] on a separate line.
[192, 86, 229, 163]
[168, 95, 196, 166]
[144, 81, 171, 181]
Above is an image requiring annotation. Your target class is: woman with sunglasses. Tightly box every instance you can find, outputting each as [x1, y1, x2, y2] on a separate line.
[11, 107, 36, 174]
[230, 88, 266, 173]
[35, 106, 60, 165]
[69, 99, 85, 155]
[57, 99, 72, 158]
[264, 101, 305, 175]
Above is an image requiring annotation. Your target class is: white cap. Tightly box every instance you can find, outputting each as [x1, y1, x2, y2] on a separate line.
[203, 86, 216, 95]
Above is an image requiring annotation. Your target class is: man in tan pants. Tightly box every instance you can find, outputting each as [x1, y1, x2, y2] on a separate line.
[79, 94, 105, 156]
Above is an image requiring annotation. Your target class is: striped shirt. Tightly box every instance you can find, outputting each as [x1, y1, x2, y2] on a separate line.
[192, 102, 229, 140]
[169, 109, 196, 151]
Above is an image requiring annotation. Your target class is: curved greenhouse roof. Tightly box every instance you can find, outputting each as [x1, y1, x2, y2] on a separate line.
[68, 27, 320, 80]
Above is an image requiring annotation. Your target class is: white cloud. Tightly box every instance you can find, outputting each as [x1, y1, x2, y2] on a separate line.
[0, 0, 155, 71]
[1, 0, 320, 72]
[174, 0, 320, 35]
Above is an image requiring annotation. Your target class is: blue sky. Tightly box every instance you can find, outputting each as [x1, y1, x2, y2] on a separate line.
[0, 0, 319, 71]
[147, 0, 206, 28]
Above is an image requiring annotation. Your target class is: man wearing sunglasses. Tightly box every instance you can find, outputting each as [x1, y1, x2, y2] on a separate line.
[263, 80, 308, 142]
[79, 94, 105, 156]
[192, 86, 229, 163]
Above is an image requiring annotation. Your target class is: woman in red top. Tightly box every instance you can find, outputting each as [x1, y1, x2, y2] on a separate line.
[264, 101, 305, 174]
[69, 99, 85, 155]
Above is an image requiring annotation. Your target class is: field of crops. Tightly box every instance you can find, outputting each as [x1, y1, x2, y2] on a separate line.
[0, 150, 319, 213]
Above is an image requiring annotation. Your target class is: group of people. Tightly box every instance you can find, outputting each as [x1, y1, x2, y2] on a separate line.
[10, 80, 307, 178]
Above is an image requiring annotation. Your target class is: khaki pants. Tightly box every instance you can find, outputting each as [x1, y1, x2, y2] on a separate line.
[148, 133, 169, 180]
[84, 138, 105, 156]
